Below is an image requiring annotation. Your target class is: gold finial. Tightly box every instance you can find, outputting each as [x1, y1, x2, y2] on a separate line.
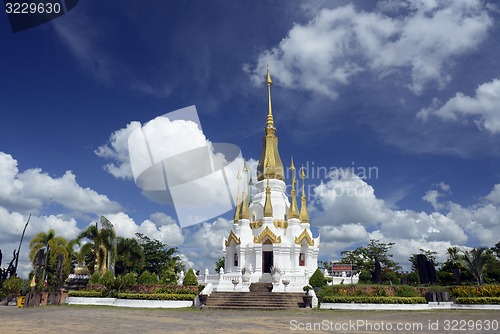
[288, 158, 299, 219]
[240, 163, 250, 220]
[234, 169, 242, 224]
[263, 170, 273, 218]
[299, 165, 310, 223]
[266, 67, 272, 86]
[248, 176, 254, 204]
[257, 68, 284, 181]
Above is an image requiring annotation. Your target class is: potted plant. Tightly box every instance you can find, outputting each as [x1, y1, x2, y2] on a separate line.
[270, 266, 284, 283]
[241, 264, 253, 283]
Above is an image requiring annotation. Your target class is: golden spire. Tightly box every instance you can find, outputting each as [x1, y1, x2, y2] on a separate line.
[299, 165, 310, 223]
[233, 169, 241, 224]
[263, 163, 273, 217]
[288, 158, 299, 219]
[240, 162, 250, 220]
[248, 176, 254, 204]
[257, 68, 284, 181]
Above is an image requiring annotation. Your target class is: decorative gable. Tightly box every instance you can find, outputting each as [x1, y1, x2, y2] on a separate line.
[253, 226, 281, 244]
[225, 230, 241, 246]
[294, 229, 314, 246]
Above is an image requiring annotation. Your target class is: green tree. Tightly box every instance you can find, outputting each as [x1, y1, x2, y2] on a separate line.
[29, 229, 70, 289]
[182, 268, 198, 286]
[309, 268, 327, 289]
[214, 257, 225, 273]
[77, 223, 116, 275]
[459, 247, 491, 285]
[115, 237, 144, 275]
[491, 241, 500, 259]
[135, 233, 183, 276]
[341, 239, 400, 274]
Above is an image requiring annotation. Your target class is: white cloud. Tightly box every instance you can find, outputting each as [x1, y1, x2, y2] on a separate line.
[246, 0, 492, 96]
[103, 212, 185, 247]
[418, 78, 500, 134]
[0, 152, 121, 215]
[312, 171, 500, 270]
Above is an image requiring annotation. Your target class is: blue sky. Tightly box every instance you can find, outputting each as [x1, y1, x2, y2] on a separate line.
[1, 0, 500, 276]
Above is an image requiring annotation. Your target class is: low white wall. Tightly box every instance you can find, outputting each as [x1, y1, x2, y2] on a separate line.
[65, 297, 193, 309]
[320, 302, 500, 310]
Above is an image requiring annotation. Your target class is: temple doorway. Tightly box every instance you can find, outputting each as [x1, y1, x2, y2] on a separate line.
[262, 251, 273, 273]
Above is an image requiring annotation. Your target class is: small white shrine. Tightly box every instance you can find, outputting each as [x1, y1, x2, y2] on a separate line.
[217, 70, 320, 293]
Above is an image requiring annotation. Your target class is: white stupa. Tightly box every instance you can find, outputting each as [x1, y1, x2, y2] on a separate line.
[217, 70, 320, 292]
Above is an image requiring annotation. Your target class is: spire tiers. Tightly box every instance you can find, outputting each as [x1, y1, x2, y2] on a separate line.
[263, 167, 273, 217]
[248, 176, 254, 204]
[288, 158, 300, 219]
[234, 170, 241, 224]
[240, 162, 250, 220]
[299, 165, 310, 223]
[257, 69, 284, 181]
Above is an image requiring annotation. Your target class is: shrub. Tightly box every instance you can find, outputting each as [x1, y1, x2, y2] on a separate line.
[395, 286, 419, 297]
[117, 293, 195, 301]
[455, 297, 500, 305]
[406, 272, 420, 285]
[69, 290, 105, 297]
[101, 270, 115, 288]
[2, 277, 22, 294]
[309, 269, 327, 289]
[182, 269, 198, 286]
[137, 271, 159, 285]
[321, 296, 426, 304]
[383, 271, 399, 285]
[358, 271, 371, 283]
[160, 267, 177, 285]
[88, 272, 100, 284]
[122, 273, 137, 286]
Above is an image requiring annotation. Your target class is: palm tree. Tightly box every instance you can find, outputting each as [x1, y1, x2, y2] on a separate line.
[77, 223, 116, 275]
[459, 247, 490, 285]
[115, 237, 144, 275]
[29, 229, 68, 289]
[447, 246, 461, 284]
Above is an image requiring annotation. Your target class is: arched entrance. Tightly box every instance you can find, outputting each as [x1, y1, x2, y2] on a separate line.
[262, 239, 273, 273]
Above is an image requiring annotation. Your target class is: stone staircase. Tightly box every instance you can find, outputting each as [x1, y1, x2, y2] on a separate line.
[204, 283, 306, 310]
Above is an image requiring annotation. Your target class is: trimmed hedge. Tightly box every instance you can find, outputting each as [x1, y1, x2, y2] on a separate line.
[117, 293, 195, 301]
[156, 287, 198, 295]
[321, 296, 427, 304]
[69, 290, 105, 298]
[456, 297, 500, 305]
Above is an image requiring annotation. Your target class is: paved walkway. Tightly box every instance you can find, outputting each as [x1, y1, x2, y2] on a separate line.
[0, 305, 498, 333]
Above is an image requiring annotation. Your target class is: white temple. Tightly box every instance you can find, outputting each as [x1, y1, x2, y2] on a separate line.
[217, 70, 320, 292]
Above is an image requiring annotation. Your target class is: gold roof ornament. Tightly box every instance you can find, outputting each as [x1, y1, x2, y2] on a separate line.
[225, 230, 241, 246]
[299, 165, 310, 223]
[294, 228, 314, 246]
[263, 162, 273, 217]
[254, 226, 281, 244]
[240, 162, 250, 220]
[257, 68, 284, 181]
[248, 176, 254, 204]
[233, 169, 241, 224]
[287, 157, 300, 219]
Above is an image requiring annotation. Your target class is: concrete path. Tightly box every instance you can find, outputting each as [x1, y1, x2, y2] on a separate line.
[0, 305, 498, 333]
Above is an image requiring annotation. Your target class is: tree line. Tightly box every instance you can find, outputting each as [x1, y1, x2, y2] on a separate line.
[320, 239, 500, 286]
[28, 226, 184, 289]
